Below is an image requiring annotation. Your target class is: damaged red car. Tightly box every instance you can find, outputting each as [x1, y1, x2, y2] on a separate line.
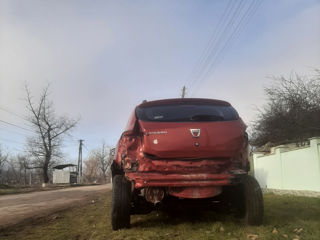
[111, 98, 263, 230]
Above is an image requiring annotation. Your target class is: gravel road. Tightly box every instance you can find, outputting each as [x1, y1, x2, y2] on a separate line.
[0, 184, 111, 229]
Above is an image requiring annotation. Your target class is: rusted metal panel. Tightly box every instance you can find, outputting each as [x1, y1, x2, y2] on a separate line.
[168, 186, 222, 199]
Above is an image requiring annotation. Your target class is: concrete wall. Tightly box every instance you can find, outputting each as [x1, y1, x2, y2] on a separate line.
[253, 137, 320, 192]
[53, 170, 70, 184]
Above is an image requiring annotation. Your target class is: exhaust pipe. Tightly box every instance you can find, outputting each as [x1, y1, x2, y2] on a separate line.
[145, 187, 165, 204]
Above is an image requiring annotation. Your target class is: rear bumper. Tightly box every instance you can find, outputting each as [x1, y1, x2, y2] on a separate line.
[126, 172, 245, 188]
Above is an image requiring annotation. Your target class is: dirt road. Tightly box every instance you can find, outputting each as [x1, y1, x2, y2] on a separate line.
[0, 184, 111, 229]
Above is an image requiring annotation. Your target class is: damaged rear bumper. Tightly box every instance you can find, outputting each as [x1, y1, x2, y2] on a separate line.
[126, 172, 245, 188]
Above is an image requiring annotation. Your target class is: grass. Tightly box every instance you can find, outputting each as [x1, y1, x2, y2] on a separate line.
[0, 183, 100, 195]
[0, 184, 35, 195]
[1, 191, 320, 240]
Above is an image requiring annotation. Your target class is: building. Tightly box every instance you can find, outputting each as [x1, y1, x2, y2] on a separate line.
[52, 164, 78, 184]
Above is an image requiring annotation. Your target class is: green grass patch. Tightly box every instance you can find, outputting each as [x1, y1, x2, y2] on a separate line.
[1, 192, 319, 240]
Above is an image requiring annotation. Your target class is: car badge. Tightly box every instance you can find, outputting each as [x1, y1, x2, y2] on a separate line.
[190, 129, 201, 138]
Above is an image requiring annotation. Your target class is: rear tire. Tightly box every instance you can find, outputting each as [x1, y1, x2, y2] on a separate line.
[111, 175, 131, 230]
[237, 175, 264, 225]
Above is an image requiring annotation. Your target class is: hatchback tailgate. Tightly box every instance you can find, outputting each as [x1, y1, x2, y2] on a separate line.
[139, 119, 246, 159]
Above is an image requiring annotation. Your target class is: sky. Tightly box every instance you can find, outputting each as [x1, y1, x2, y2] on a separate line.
[0, 0, 319, 163]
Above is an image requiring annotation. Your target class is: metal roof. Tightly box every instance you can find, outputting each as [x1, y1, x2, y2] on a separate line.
[53, 164, 77, 170]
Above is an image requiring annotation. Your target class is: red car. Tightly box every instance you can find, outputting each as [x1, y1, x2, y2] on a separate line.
[111, 98, 263, 230]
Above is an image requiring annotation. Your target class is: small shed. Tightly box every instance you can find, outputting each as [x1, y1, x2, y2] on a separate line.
[53, 164, 78, 184]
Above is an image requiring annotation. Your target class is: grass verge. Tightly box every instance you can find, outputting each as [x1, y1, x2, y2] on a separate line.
[0, 184, 101, 195]
[0, 191, 319, 240]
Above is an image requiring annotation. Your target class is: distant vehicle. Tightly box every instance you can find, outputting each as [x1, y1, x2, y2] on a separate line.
[111, 98, 263, 230]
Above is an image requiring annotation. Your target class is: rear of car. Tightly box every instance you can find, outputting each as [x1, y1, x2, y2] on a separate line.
[111, 98, 263, 230]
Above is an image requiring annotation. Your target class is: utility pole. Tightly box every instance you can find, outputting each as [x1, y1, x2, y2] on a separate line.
[29, 171, 32, 186]
[77, 139, 84, 184]
[181, 86, 186, 98]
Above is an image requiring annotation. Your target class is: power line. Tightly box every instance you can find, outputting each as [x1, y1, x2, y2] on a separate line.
[0, 106, 29, 122]
[0, 127, 31, 137]
[0, 119, 34, 132]
[83, 144, 90, 152]
[0, 145, 26, 153]
[189, 0, 246, 91]
[186, 0, 262, 96]
[187, 0, 245, 90]
[193, 0, 246, 82]
[0, 106, 34, 129]
[184, 0, 236, 88]
[61, 143, 77, 148]
[0, 137, 26, 145]
[63, 138, 78, 144]
[191, 0, 262, 96]
[193, 0, 262, 95]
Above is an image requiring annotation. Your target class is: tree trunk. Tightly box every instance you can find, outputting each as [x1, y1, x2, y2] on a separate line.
[43, 166, 49, 183]
[24, 168, 27, 186]
[103, 171, 107, 184]
[43, 157, 50, 183]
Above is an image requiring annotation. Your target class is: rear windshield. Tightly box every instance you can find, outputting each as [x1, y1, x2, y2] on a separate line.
[136, 104, 239, 122]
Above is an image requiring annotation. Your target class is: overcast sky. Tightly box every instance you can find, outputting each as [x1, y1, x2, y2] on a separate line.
[0, 0, 319, 162]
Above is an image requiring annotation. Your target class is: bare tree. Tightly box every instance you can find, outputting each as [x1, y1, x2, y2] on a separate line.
[7, 158, 20, 184]
[0, 146, 8, 184]
[25, 85, 78, 183]
[251, 70, 320, 147]
[83, 142, 112, 184]
[3, 155, 31, 186]
[83, 156, 100, 183]
[92, 142, 112, 183]
[14, 155, 29, 186]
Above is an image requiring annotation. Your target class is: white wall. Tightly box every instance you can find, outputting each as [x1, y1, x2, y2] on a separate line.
[253, 138, 320, 192]
[53, 170, 70, 184]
